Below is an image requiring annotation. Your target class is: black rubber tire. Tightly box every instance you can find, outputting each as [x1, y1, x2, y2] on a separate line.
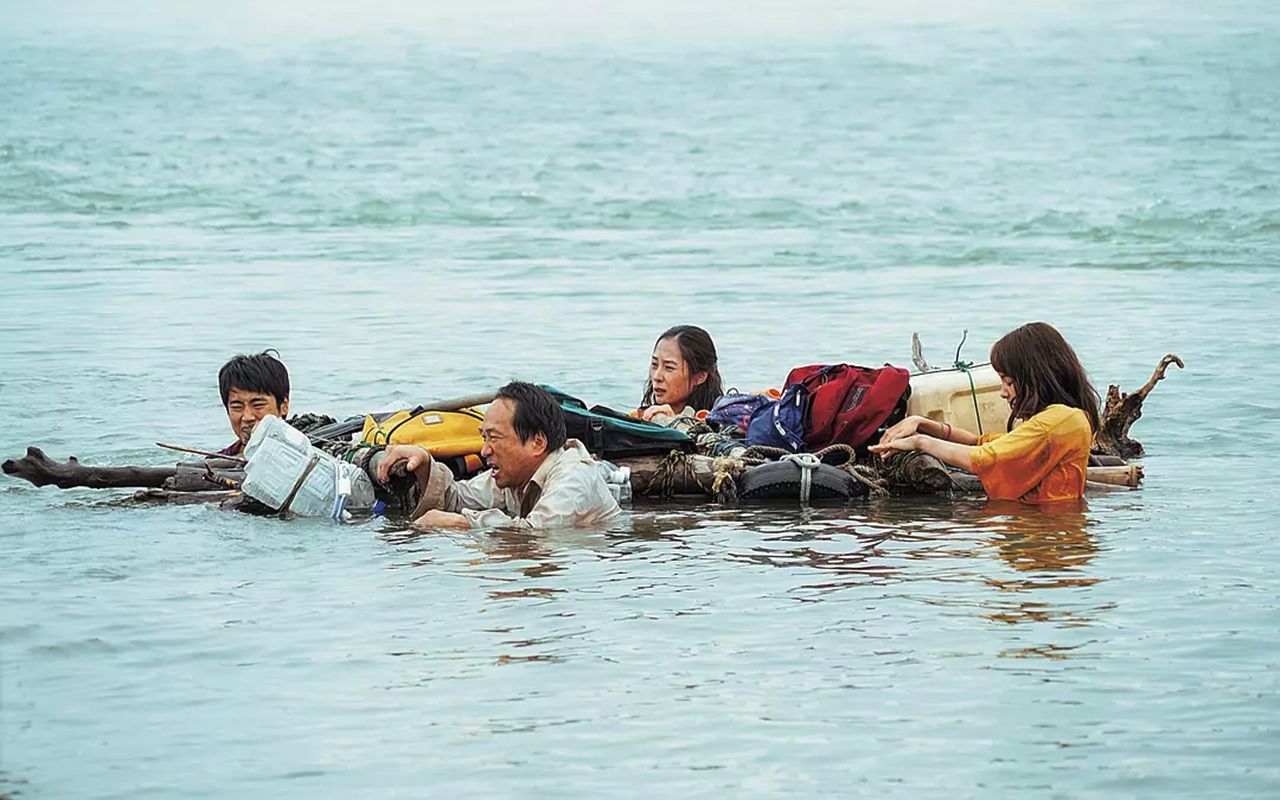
[736, 461, 867, 503]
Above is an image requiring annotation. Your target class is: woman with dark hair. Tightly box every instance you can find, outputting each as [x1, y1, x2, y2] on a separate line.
[638, 325, 724, 427]
[870, 322, 1100, 503]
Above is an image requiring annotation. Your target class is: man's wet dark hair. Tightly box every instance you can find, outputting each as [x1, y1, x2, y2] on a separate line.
[219, 350, 290, 407]
[496, 381, 567, 452]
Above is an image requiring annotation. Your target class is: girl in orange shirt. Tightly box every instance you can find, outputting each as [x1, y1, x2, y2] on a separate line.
[869, 322, 1101, 503]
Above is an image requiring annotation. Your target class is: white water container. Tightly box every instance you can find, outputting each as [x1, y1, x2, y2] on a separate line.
[241, 415, 375, 518]
[595, 460, 633, 505]
[906, 363, 1010, 437]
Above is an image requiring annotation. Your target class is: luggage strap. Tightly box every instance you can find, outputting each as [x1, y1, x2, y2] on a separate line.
[279, 454, 321, 517]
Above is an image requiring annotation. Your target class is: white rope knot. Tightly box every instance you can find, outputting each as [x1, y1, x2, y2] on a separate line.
[781, 452, 821, 506]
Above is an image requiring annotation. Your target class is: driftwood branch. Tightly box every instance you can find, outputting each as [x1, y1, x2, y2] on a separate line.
[1095, 354, 1184, 459]
[2, 447, 243, 492]
[3, 447, 177, 489]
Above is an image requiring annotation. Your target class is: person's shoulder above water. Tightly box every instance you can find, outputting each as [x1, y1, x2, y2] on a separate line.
[1024, 404, 1092, 439]
[524, 438, 622, 527]
[536, 438, 599, 480]
[380, 382, 621, 530]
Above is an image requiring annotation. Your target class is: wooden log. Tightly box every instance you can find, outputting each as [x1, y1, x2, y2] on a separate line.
[616, 450, 1143, 500]
[619, 451, 971, 499]
[164, 463, 245, 492]
[875, 451, 952, 493]
[1085, 464, 1144, 488]
[425, 392, 500, 412]
[3, 447, 176, 489]
[614, 453, 718, 496]
[123, 489, 278, 513]
[949, 472, 1136, 495]
[954, 466, 1141, 491]
[126, 488, 239, 506]
[1095, 354, 1183, 459]
[1089, 453, 1127, 467]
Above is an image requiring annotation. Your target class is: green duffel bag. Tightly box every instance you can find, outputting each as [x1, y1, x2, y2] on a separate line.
[540, 385, 695, 460]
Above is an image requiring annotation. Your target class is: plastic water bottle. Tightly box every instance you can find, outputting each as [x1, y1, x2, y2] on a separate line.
[241, 416, 375, 519]
[595, 460, 632, 505]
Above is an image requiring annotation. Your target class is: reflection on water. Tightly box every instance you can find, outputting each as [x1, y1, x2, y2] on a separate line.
[5, 6, 1279, 792]
[379, 497, 1115, 661]
[977, 501, 1099, 588]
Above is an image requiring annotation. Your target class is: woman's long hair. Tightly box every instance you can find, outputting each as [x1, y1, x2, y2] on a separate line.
[990, 322, 1101, 433]
[641, 325, 724, 413]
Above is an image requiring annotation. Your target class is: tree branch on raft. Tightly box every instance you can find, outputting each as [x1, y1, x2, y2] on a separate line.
[1094, 354, 1184, 459]
[3, 447, 177, 489]
[1, 447, 243, 491]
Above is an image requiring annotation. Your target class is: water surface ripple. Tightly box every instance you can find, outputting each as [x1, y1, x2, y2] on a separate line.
[2, 4, 1279, 798]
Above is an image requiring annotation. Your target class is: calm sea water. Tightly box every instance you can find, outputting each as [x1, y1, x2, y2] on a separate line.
[3, 2, 1279, 797]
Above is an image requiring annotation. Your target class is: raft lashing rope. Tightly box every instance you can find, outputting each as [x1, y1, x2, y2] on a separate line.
[953, 328, 984, 436]
[780, 452, 820, 505]
[640, 442, 890, 506]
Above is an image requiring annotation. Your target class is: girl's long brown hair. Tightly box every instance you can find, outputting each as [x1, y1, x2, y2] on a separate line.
[641, 325, 724, 413]
[989, 322, 1101, 433]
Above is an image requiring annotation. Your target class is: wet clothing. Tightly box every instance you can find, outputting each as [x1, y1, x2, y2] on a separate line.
[969, 404, 1092, 503]
[219, 440, 245, 457]
[635, 404, 702, 433]
[425, 439, 621, 529]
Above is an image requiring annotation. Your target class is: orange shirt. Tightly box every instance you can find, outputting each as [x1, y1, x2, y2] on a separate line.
[969, 404, 1092, 503]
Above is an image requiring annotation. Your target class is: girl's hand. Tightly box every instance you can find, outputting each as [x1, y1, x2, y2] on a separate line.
[868, 434, 922, 459]
[877, 415, 926, 447]
[641, 404, 677, 423]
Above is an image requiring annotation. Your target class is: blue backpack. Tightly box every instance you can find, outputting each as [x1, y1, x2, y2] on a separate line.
[706, 391, 777, 435]
[744, 384, 807, 452]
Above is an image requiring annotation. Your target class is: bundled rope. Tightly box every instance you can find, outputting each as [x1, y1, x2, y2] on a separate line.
[845, 462, 889, 497]
[709, 441, 890, 501]
[806, 443, 889, 497]
[739, 445, 794, 465]
[709, 457, 747, 504]
[645, 450, 708, 499]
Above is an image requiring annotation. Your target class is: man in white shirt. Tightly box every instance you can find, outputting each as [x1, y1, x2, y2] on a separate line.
[376, 382, 622, 530]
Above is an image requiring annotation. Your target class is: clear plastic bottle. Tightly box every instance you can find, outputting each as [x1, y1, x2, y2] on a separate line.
[241, 416, 374, 518]
[594, 460, 632, 505]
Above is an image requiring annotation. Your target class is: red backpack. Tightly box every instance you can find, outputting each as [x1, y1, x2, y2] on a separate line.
[784, 363, 911, 449]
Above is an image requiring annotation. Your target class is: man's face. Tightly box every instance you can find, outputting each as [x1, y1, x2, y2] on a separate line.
[480, 398, 548, 490]
[225, 388, 289, 442]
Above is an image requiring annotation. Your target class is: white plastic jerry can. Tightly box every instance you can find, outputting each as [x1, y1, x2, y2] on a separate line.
[905, 363, 1010, 437]
[241, 415, 375, 518]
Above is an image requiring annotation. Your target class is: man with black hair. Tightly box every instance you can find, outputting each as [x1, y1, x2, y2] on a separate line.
[217, 351, 290, 456]
[376, 381, 621, 529]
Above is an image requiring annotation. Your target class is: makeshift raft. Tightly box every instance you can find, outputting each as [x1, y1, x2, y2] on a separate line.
[2, 354, 1180, 515]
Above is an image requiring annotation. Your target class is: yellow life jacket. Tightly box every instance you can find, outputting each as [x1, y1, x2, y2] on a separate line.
[360, 408, 485, 473]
